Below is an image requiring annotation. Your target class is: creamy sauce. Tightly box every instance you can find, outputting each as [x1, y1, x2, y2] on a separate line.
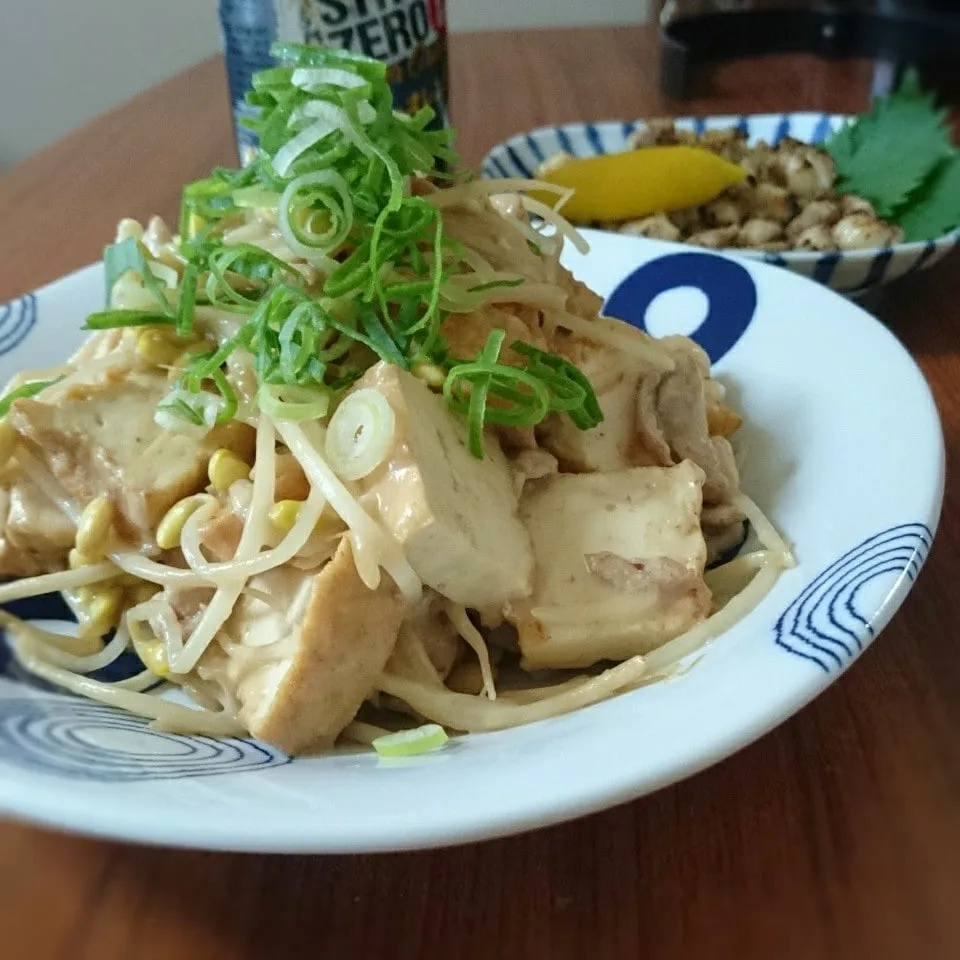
[355, 362, 535, 609]
[510, 460, 712, 669]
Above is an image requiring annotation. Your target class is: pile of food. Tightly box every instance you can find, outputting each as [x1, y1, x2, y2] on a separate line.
[0, 44, 792, 756]
[597, 119, 903, 252]
[535, 72, 960, 251]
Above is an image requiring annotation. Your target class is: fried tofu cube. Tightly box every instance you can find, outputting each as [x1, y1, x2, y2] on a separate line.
[8, 371, 253, 538]
[355, 362, 534, 610]
[508, 460, 711, 669]
[0, 469, 75, 575]
[196, 538, 405, 753]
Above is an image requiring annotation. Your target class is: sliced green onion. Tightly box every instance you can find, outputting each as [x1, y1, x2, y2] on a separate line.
[372, 723, 449, 758]
[155, 381, 226, 430]
[205, 244, 301, 314]
[278, 169, 354, 256]
[443, 330, 552, 457]
[176, 264, 199, 338]
[296, 97, 377, 126]
[467, 277, 525, 294]
[325, 388, 396, 481]
[84, 310, 175, 330]
[156, 397, 205, 428]
[0, 378, 63, 417]
[291, 67, 370, 92]
[232, 186, 282, 209]
[257, 383, 332, 421]
[209, 368, 238, 424]
[87, 40, 601, 464]
[465, 372, 492, 458]
[251, 66, 294, 91]
[512, 342, 604, 429]
[272, 118, 340, 178]
[273, 99, 376, 179]
[103, 236, 145, 302]
[178, 175, 238, 241]
[271, 41, 389, 82]
[102, 237, 174, 316]
[355, 304, 408, 367]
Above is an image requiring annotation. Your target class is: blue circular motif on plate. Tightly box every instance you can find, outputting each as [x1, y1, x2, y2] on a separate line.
[605, 252, 758, 364]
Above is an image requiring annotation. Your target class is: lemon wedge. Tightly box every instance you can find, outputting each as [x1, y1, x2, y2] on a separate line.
[531, 146, 747, 222]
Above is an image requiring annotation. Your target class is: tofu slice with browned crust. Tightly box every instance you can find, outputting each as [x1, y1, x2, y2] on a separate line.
[508, 460, 711, 669]
[7, 368, 254, 540]
[194, 538, 405, 753]
[355, 362, 534, 610]
[535, 345, 657, 473]
[0, 467, 75, 576]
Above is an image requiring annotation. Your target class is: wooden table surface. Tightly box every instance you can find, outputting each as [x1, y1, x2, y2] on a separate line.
[1, 25, 958, 960]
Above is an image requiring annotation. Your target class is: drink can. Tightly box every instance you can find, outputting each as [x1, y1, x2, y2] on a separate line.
[218, 0, 449, 160]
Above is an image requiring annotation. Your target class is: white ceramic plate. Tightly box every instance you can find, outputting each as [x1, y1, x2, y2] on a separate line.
[482, 113, 960, 296]
[0, 234, 944, 852]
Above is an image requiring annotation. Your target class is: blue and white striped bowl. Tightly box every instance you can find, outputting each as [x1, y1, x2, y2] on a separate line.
[481, 113, 960, 296]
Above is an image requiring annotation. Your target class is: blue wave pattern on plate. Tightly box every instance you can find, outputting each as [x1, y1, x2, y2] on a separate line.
[775, 523, 933, 672]
[0, 600, 288, 781]
[481, 114, 960, 293]
[0, 696, 289, 782]
[0, 294, 37, 357]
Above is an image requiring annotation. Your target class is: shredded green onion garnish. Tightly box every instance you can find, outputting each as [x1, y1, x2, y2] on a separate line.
[85, 310, 175, 330]
[257, 383, 331, 421]
[102, 237, 174, 318]
[467, 277, 525, 294]
[158, 396, 206, 428]
[372, 723, 449, 758]
[92, 42, 603, 457]
[511, 342, 604, 430]
[443, 332, 604, 458]
[0, 378, 63, 418]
